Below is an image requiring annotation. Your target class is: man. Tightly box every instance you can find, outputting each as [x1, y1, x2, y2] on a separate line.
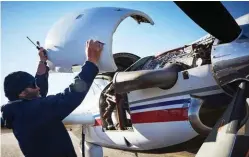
[1, 39, 103, 157]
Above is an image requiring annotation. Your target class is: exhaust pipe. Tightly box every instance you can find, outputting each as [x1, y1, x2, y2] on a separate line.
[188, 98, 212, 136]
[113, 63, 182, 93]
[188, 94, 232, 136]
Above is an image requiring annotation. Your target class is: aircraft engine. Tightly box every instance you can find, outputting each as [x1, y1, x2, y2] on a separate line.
[44, 7, 154, 73]
[176, 2, 249, 96]
[175, 2, 249, 156]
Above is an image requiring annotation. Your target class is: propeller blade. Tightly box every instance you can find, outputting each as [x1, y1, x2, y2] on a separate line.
[174, 2, 241, 43]
[196, 82, 248, 157]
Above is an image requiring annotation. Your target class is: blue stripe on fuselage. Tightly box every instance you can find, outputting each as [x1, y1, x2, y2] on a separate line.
[129, 98, 191, 111]
[93, 98, 191, 117]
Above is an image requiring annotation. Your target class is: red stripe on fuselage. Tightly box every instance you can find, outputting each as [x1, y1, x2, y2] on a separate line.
[94, 108, 188, 126]
[94, 119, 102, 126]
[131, 108, 188, 123]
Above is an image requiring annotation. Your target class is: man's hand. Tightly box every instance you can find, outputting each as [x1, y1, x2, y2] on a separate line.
[85, 39, 104, 65]
[37, 47, 48, 75]
[38, 47, 48, 62]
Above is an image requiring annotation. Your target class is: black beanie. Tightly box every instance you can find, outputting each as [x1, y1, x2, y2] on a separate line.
[4, 71, 35, 101]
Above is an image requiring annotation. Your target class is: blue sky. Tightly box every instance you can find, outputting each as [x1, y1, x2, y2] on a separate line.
[1, 1, 249, 104]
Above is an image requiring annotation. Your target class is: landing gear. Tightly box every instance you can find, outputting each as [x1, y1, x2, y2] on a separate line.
[100, 83, 133, 131]
[103, 91, 117, 130]
[98, 52, 140, 131]
[84, 141, 103, 157]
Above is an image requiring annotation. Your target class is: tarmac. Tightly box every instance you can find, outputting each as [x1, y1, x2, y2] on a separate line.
[1, 127, 196, 157]
[1, 124, 248, 157]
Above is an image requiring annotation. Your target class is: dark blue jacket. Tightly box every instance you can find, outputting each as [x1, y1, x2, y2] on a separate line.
[1, 61, 99, 157]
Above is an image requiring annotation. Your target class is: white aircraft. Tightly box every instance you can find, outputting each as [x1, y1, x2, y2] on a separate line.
[32, 2, 249, 157]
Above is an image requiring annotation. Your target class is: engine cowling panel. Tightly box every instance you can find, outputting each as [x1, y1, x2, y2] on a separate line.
[44, 7, 154, 73]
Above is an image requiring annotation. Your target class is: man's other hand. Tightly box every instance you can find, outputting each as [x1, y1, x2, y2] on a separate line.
[39, 47, 48, 62]
[85, 39, 104, 65]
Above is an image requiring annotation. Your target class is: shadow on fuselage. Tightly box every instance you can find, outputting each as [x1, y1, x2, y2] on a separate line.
[105, 135, 206, 155]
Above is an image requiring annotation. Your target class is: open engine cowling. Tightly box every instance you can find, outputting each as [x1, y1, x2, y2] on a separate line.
[44, 7, 154, 73]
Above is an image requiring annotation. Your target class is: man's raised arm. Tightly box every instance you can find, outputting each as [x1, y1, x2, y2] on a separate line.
[26, 40, 104, 130]
[35, 48, 49, 97]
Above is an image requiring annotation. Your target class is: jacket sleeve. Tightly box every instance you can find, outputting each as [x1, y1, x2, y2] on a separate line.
[26, 61, 99, 130]
[35, 62, 49, 97]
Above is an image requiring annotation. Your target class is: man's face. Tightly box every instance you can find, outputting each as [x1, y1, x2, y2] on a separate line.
[19, 81, 40, 100]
